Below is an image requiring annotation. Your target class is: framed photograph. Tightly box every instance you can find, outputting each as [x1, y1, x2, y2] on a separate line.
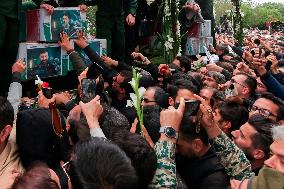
[51, 9, 84, 40]
[27, 7, 87, 42]
[18, 43, 72, 80]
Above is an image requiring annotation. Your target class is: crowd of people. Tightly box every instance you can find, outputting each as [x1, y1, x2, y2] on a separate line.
[1, 0, 284, 189]
[1, 26, 284, 189]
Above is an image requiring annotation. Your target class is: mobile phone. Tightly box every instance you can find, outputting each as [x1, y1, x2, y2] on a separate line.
[42, 88, 53, 99]
[175, 99, 200, 116]
[265, 60, 272, 71]
[81, 78, 96, 103]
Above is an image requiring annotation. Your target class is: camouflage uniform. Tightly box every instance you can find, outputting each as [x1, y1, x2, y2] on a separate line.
[149, 140, 177, 189]
[212, 132, 255, 180]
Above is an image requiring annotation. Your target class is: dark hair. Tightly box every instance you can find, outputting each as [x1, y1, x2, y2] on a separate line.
[73, 137, 138, 189]
[254, 39, 260, 45]
[216, 62, 234, 73]
[110, 129, 157, 189]
[39, 50, 48, 55]
[210, 90, 225, 108]
[236, 73, 257, 96]
[176, 55, 192, 72]
[62, 12, 70, 18]
[12, 162, 60, 189]
[248, 114, 277, 158]
[259, 92, 284, 120]
[149, 86, 169, 109]
[68, 113, 91, 144]
[218, 101, 249, 132]
[167, 79, 197, 100]
[143, 105, 161, 143]
[100, 105, 130, 138]
[216, 44, 229, 54]
[0, 96, 14, 132]
[188, 72, 203, 93]
[180, 116, 209, 146]
[119, 70, 133, 93]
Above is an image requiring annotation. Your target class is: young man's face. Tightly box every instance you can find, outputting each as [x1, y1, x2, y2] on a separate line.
[63, 15, 70, 25]
[40, 52, 48, 64]
[231, 122, 256, 159]
[264, 140, 284, 173]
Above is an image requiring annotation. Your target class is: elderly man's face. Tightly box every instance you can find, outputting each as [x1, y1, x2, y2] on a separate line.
[40, 52, 48, 64]
[264, 140, 284, 173]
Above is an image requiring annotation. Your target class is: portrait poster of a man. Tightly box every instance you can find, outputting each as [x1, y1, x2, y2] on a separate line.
[27, 47, 62, 79]
[51, 9, 83, 40]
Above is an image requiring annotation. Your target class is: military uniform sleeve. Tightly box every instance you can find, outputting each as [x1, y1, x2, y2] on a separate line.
[149, 140, 177, 189]
[128, 0, 138, 15]
[212, 132, 254, 180]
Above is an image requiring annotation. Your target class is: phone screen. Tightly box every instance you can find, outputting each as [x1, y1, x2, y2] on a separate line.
[42, 88, 53, 99]
[81, 78, 96, 103]
[175, 99, 200, 116]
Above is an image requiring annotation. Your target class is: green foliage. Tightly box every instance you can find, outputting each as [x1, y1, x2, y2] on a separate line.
[86, 6, 97, 36]
[214, 0, 284, 28]
[213, 0, 233, 24]
[241, 2, 284, 28]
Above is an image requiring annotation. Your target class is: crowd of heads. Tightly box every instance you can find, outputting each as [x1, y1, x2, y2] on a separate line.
[1, 27, 284, 189]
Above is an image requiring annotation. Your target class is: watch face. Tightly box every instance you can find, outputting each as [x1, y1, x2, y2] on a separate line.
[165, 127, 176, 138]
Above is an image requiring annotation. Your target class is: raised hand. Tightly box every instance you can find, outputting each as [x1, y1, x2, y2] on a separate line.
[79, 95, 103, 128]
[74, 30, 88, 49]
[12, 59, 26, 73]
[58, 32, 73, 52]
[40, 4, 54, 14]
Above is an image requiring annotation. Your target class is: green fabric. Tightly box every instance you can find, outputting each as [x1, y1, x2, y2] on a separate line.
[213, 132, 254, 180]
[251, 167, 284, 189]
[96, 14, 125, 61]
[93, 0, 137, 16]
[94, 0, 137, 61]
[0, 0, 43, 18]
[149, 140, 177, 189]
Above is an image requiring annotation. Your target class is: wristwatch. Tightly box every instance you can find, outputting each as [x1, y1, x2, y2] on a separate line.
[159, 126, 178, 139]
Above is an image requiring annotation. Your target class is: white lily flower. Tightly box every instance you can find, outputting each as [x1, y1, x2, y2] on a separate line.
[35, 75, 43, 85]
[126, 100, 133, 107]
[130, 93, 138, 108]
[129, 78, 136, 89]
[138, 87, 146, 98]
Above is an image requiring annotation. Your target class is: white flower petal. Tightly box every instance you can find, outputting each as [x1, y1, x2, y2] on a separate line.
[35, 75, 43, 85]
[129, 78, 136, 88]
[138, 87, 146, 98]
[126, 100, 133, 107]
[130, 93, 137, 103]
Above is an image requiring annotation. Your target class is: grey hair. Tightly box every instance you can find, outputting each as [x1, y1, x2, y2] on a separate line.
[272, 125, 284, 141]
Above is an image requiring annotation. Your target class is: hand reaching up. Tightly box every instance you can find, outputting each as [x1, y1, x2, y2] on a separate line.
[74, 30, 88, 49]
[79, 95, 103, 128]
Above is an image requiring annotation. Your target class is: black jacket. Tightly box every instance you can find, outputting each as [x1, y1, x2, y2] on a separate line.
[176, 147, 229, 189]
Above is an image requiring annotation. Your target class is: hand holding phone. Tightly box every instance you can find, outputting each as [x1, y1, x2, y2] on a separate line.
[81, 78, 97, 103]
[175, 99, 200, 116]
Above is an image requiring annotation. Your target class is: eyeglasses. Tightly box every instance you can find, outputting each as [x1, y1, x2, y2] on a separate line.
[249, 105, 277, 118]
[231, 78, 247, 88]
[143, 98, 157, 103]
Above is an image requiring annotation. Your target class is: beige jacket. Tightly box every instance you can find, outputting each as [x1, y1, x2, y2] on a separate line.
[0, 82, 23, 188]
